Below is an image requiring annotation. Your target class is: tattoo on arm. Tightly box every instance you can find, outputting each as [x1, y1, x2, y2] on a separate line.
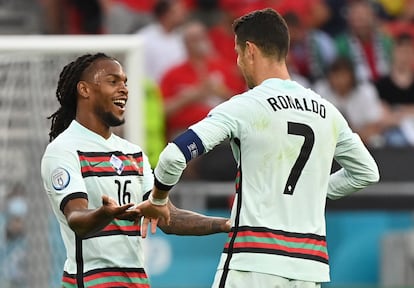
[158, 202, 228, 236]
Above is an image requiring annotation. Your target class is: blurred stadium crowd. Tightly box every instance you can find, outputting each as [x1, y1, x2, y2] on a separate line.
[22, 0, 413, 179]
[3, 0, 413, 152]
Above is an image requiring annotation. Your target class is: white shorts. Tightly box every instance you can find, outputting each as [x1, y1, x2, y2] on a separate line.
[211, 269, 321, 288]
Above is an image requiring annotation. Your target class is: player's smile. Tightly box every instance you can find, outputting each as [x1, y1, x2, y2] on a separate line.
[112, 97, 127, 112]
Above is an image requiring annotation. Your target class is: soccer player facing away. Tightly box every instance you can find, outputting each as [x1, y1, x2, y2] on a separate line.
[40, 53, 230, 288]
[137, 8, 380, 288]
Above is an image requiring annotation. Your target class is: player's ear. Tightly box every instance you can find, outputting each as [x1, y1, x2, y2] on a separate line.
[77, 81, 90, 99]
[245, 41, 256, 63]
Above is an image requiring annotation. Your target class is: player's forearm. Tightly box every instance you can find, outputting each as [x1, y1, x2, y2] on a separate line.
[159, 207, 229, 235]
[154, 143, 187, 189]
[328, 151, 379, 200]
[66, 208, 113, 238]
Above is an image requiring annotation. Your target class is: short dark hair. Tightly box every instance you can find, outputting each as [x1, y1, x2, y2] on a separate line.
[233, 8, 290, 61]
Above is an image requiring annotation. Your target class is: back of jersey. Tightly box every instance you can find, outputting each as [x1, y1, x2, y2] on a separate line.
[204, 78, 349, 281]
[236, 78, 338, 235]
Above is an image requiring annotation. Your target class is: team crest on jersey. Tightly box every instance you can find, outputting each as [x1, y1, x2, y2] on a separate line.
[51, 168, 70, 191]
[110, 154, 124, 175]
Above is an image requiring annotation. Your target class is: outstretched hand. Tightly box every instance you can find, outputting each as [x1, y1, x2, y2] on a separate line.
[101, 195, 142, 223]
[134, 199, 170, 238]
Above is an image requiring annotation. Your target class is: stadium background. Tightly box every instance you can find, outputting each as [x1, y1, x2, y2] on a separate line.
[0, 0, 414, 287]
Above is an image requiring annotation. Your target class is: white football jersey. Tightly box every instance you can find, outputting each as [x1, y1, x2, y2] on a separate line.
[41, 120, 153, 287]
[186, 78, 379, 282]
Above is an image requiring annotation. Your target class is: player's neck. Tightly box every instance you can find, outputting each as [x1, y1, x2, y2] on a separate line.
[76, 114, 111, 139]
[255, 61, 290, 85]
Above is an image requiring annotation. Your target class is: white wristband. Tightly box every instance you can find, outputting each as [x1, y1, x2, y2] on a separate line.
[149, 193, 168, 206]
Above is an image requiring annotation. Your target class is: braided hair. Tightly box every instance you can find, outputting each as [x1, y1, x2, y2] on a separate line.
[48, 53, 112, 142]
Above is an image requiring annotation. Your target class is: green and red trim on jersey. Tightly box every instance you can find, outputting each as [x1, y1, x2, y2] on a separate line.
[78, 151, 144, 178]
[85, 219, 141, 239]
[62, 267, 149, 288]
[219, 138, 242, 287]
[235, 170, 241, 191]
[223, 226, 329, 264]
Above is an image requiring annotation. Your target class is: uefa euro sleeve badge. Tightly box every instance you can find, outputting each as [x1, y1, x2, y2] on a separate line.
[51, 167, 71, 191]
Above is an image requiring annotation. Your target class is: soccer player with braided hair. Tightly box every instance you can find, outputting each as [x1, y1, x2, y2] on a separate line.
[41, 53, 230, 287]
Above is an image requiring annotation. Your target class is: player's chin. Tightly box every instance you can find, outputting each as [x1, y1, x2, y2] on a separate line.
[104, 112, 125, 127]
[113, 116, 125, 127]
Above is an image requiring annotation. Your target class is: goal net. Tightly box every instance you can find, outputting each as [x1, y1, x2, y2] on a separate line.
[0, 35, 144, 288]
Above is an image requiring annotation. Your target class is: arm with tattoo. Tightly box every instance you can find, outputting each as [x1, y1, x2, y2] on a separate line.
[157, 201, 231, 235]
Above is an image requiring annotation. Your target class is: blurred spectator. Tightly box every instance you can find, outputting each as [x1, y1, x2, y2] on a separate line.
[67, 0, 103, 34]
[382, 0, 414, 39]
[320, 0, 348, 36]
[286, 56, 312, 87]
[98, 0, 156, 34]
[274, 0, 331, 29]
[40, 0, 103, 34]
[189, 0, 222, 27]
[208, 6, 238, 65]
[208, 6, 246, 93]
[161, 20, 241, 180]
[136, 0, 189, 83]
[335, 0, 393, 82]
[39, 0, 65, 34]
[375, 33, 414, 147]
[313, 57, 389, 147]
[0, 183, 28, 288]
[218, 0, 330, 29]
[284, 11, 337, 83]
[160, 20, 243, 141]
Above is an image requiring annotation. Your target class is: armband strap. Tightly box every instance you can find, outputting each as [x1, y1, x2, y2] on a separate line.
[154, 177, 174, 191]
[149, 193, 168, 206]
[173, 129, 205, 163]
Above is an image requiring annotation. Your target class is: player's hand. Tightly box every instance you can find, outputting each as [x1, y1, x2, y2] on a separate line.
[117, 207, 143, 224]
[134, 199, 170, 238]
[101, 196, 143, 224]
[101, 195, 135, 217]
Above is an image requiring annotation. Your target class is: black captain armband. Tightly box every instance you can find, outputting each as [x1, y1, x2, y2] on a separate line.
[173, 129, 205, 163]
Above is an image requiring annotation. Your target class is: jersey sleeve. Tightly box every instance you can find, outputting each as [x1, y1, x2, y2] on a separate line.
[41, 147, 88, 213]
[327, 111, 380, 200]
[190, 99, 239, 152]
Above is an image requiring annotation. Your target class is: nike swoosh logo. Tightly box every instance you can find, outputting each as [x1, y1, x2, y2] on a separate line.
[90, 161, 104, 167]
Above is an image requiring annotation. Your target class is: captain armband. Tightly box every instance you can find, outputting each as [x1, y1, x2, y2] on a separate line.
[172, 129, 205, 163]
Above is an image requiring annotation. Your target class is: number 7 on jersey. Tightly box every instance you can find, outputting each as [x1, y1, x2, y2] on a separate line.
[284, 122, 315, 195]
